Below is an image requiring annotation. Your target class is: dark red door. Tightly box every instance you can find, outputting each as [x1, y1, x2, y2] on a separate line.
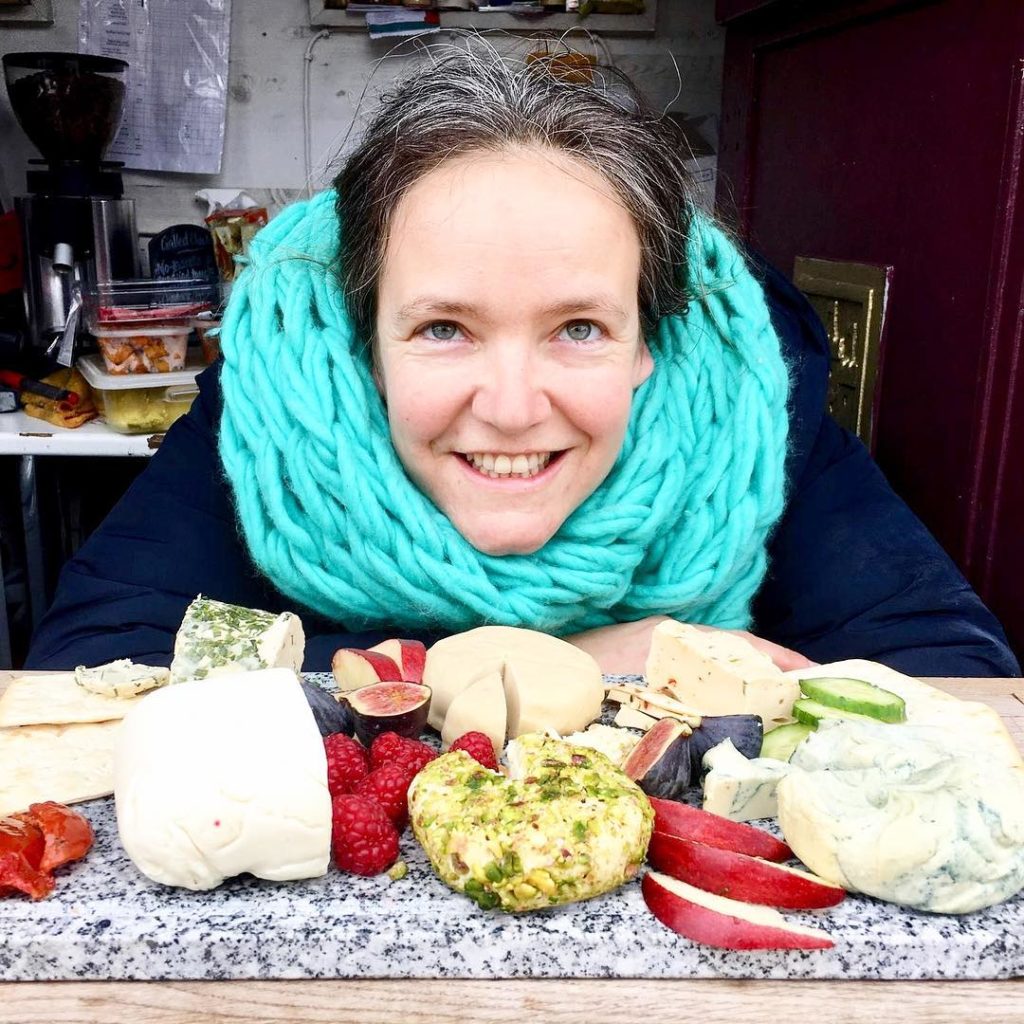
[717, 0, 1024, 659]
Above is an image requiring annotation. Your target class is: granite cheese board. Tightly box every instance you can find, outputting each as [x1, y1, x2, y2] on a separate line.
[2, 675, 1023, 982]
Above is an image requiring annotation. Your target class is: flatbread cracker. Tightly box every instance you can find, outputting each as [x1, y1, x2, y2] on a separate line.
[0, 672, 145, 728]
[0, 720, 117, 816]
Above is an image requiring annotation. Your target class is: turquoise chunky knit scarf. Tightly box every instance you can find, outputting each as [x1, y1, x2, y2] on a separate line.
[218, 190, 789, 634]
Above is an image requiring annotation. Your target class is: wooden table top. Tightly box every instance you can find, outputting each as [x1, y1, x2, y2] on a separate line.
[1, 673, 1022, 1023]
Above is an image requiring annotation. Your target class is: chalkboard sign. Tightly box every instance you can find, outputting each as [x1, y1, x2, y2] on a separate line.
[148, 224, 219, 284]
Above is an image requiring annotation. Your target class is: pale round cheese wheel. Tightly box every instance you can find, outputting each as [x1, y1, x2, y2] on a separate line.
[423, 626, 603, 747]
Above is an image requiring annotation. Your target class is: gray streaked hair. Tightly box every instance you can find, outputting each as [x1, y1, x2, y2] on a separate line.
[333, 45, 700, 347]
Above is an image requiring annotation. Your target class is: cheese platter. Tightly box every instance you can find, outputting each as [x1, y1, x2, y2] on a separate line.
[0, 602, 1022, 982]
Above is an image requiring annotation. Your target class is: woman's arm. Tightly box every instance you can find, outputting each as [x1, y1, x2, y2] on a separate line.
[752, 415, 1021, 677]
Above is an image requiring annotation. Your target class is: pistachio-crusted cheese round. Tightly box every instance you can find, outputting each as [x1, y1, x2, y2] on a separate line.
[409, 734, 653, 912]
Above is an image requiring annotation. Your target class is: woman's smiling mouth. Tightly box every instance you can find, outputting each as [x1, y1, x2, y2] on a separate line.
[458, 450, 567, 481]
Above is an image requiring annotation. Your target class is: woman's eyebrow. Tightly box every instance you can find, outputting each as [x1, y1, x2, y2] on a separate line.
[393, 296, 630, 324]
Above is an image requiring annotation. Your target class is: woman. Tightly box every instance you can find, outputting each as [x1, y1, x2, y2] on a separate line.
[26, 49, 1018, 677]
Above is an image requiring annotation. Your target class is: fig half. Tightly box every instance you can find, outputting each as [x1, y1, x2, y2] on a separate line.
[345, 681, 432, 745]
[623, 717, 693, 800]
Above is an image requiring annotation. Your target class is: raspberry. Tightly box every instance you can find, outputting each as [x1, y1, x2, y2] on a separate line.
[448, 731, 499, 771]
[353, 763, 414, 830]
[369, 731, 407, 769]
[331, 794, 400, 876]
[388, 737, 437, 778]
[323, 733, 369, 798]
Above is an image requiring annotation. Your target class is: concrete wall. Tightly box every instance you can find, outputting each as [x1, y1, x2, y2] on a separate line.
[1, 0, 724, 235]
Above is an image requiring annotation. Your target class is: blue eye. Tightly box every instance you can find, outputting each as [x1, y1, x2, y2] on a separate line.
[560, 320, 603, 344]
[423, 321, 462, 342]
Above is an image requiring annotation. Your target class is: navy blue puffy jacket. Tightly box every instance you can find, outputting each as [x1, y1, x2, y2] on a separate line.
[25, 259, 1020, 676]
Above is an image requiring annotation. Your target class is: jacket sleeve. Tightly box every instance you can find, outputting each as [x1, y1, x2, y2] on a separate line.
[23, 365, 276, 669]
[752, 415, 1021, 677]
[24, 364, 439, 672]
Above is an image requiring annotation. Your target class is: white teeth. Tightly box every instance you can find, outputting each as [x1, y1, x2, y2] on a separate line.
[464, 451, 554, 479]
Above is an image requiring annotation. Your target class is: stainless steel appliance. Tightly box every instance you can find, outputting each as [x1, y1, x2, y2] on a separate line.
[2, 51, 140, 361]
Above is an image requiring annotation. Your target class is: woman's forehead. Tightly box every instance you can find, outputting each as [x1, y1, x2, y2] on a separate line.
[380, 148, 642, 317]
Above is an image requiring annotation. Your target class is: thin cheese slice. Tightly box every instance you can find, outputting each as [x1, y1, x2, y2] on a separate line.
[0, 673, 146, 727]
[74, 659, 170, 698]
[441, 671, 507, 758]
[0, 720, 117, 816]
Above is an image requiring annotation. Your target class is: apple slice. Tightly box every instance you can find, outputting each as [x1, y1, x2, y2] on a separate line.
[647, 832, 845, 909]
[368, 639, 427, 683]
[331, 648, 402, 693]
[642, 871, 834, 950]
[648, 796, 792, 862]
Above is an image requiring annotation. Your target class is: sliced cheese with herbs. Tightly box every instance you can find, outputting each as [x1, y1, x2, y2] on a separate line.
[701, 738, 791, 821]
[777, 718, 1024, 914]
[644, 621, 800, 727]
[74, 659, 170, 699]
[115, 668, 330, 891]
[170, 596, 305, 684]
[423, 626, 603, 750]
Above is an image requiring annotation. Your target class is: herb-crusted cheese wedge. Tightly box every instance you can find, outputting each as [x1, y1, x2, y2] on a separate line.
[409, 734, 652, 912]
[169, 596, 305, 684]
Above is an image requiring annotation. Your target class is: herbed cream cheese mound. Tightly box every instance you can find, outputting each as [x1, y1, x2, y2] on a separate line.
[777, 718, 1024, 914]
[409, 734, 653, 912]
[114, 668, 331, 891]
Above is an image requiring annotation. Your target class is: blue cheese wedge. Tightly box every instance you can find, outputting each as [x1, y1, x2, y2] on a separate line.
[701, 738, 791, 821]
[74, 659, 170, 699]
[644, 621, 800, 727]
[170, 596, 305, 684]
[777, 718, 1024, 913]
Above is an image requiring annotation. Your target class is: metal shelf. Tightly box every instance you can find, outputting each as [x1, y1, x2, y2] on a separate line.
[309, 3, 657, 34]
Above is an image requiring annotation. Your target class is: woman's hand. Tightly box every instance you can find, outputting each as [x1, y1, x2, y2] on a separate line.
[563, 616, 816, 676]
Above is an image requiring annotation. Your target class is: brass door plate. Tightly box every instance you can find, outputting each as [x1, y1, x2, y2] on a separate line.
[793, 257, 893, 451]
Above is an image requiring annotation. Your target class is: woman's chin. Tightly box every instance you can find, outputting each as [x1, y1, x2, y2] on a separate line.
[456, 517, 559, 557]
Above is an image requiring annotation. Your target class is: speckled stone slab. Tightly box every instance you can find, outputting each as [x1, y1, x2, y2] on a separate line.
[1, 675, 1022, 981]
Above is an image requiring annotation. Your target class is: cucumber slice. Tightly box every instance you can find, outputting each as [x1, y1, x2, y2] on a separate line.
[760, 722, 814, 761]
[798, 676, 906, 723]
[793, 698, 887, 727]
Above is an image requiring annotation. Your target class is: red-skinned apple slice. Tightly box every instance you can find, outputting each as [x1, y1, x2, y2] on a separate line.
[368, 639, 427, 683]
[647, 832, 845, 909]
[642, 871, 834, 950]
[331, 648, 402, 692]
[648, 796, 792, 862]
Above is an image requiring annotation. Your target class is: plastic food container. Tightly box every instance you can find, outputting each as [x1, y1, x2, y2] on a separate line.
[77, 353, 201, 434]
[92, 322, 190, 374]
[86, 277, 219, 330]
[191, 314, 222, 364]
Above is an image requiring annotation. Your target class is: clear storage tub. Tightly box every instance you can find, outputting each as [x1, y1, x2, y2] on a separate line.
[77, 353, 201, 434]
[92, 322, 190, 374]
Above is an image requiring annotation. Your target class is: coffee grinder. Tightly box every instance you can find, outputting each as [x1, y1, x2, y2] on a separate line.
[3, 51, 140, 365]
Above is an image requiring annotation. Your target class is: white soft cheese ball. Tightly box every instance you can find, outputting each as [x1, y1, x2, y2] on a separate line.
[115, 668, 331, 890]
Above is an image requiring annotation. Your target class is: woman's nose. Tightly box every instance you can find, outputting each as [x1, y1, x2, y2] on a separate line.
[470, 343, 552, 435]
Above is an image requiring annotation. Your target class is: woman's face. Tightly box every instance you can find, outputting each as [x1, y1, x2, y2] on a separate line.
[375, 148, 653, 556]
